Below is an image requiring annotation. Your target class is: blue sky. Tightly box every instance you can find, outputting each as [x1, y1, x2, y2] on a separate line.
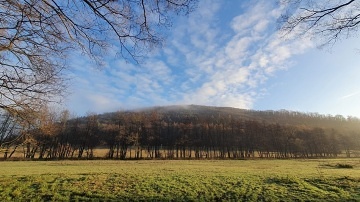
[64, 0, 360, 118]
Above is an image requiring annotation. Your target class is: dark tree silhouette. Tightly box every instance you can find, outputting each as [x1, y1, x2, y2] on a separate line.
[281, 0, 360, 46]
[2, 106, 360, 160]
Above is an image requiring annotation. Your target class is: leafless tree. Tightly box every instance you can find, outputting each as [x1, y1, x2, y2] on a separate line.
[280, 0, 360, 46]
[0, 0, 197, 115]
[0, 112, 21, 158]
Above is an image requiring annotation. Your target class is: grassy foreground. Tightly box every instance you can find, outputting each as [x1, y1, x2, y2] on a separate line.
[0, 159, 359, 201]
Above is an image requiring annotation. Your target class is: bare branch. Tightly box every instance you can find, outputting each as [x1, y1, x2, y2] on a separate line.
[0, 0, 197, 117]
[280, 0, 360, 46]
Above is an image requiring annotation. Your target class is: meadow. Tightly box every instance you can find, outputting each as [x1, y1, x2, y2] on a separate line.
[0, 159, 359, 201]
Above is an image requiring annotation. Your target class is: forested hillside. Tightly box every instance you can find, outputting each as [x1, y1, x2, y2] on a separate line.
[1, 105, 360, 160]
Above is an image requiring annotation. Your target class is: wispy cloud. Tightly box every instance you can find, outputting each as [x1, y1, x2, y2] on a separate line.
[66, 0, 314, 115]
[166, 0, 313, 108]
[339, 91, 360, 100]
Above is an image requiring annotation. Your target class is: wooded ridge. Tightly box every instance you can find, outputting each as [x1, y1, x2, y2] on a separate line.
[1, 105, 360, 160]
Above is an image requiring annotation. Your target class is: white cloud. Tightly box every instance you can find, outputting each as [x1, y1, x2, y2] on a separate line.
[66, 51, 177, 114]
[166, 0, 314, 109]
[339, 91, 360, 100]
[66, 0, 315, 115]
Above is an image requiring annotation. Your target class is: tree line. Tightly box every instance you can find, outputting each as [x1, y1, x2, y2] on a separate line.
[1, 106, 360, 160]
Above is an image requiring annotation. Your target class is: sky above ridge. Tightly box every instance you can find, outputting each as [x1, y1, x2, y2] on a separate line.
[64, 0, 360, 118]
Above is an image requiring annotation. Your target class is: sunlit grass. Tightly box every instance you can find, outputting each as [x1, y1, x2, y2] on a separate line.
[0, 159, 359, 201]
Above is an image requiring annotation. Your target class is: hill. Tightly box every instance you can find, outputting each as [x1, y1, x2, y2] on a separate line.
[3, 105, 360, 160]
[98, 105, 360, 133]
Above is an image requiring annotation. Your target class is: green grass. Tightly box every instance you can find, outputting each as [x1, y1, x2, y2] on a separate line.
[0, 159, 359, 201]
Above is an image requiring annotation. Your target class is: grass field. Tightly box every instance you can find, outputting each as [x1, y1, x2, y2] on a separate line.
[0, 159, 359, 201]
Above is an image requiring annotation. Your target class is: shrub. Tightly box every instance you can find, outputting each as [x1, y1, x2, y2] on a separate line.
[335, 164, 353, 169]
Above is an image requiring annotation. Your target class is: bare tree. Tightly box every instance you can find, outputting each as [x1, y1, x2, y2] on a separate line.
[280, 0, 360, 45]
[0, 0, 197, 114]
[0, 112, 21, 158]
